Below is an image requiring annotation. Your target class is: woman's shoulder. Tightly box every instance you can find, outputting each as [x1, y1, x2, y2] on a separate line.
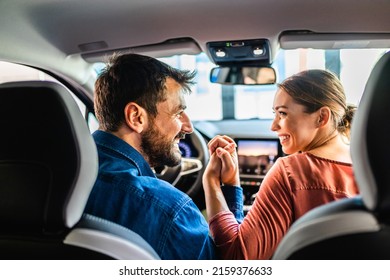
[276, 152, 312, 165]
[276, 152, 353, 167]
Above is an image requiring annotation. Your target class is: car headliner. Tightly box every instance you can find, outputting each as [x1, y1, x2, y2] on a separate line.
[1, 0, 389, 91]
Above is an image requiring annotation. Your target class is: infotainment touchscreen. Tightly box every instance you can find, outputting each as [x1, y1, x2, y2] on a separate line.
[236, 139, 280, 176]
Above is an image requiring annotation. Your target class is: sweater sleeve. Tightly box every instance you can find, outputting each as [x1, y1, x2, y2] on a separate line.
[209, 159, 294, 259]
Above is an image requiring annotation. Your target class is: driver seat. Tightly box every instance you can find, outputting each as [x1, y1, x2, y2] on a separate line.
[0, 81, 160, 259]
[272, 50, 390, 259]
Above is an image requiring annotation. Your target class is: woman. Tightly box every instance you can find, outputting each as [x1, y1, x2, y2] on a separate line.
[203, 69, 358, 259]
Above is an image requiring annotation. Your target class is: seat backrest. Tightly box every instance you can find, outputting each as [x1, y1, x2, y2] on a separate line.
[0, 81, 159, 259]
[272, 51, 390, 260]
[65, 213, 160, 259]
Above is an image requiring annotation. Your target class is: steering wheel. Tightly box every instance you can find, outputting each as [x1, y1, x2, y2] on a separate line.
[154, 129, 209, 198]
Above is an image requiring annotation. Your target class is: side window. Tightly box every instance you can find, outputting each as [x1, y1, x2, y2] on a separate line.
[0, 61, 91, 129]
[88, 112, 99, 133]
[0, 61, 57, 84]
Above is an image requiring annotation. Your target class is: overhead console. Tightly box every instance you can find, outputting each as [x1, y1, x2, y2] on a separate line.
[235, 138, 283, 212]
[207, 39, 272, 66]
[206, 39, 277, 85]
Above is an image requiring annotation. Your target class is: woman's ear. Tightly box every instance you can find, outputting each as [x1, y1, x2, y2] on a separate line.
[317, 106, 331, 127]
[124, 102, 146, 133]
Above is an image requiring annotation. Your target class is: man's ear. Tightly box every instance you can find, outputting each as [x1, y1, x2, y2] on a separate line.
[317, 106, 331, 127]
[124, 102, 147, 133]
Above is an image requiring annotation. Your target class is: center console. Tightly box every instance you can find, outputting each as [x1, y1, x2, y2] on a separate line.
[235, 138, 283, 213]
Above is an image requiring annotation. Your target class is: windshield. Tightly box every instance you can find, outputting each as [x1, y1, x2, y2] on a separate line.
[95, 48, 388, 121]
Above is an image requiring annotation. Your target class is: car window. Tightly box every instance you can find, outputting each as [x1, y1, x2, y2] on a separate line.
[94, 48, 388, 122]
[0, 61, 58, 83]
[0, 61, 91, 128]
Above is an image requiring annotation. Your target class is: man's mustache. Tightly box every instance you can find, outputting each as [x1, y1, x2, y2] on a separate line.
[176, 132, 186, 140]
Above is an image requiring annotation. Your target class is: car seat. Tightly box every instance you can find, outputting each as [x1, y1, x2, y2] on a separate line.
[0, 81, 160, 259]
[272, 50, 390, 259]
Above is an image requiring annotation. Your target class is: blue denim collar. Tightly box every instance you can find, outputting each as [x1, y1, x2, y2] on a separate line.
[92, 130, 155, 178]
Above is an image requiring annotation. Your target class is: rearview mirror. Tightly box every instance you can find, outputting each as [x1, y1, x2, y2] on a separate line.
[210, 66, 276, 85]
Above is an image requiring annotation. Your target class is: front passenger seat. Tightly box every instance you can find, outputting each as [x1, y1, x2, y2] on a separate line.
[0, 80, 160, 260]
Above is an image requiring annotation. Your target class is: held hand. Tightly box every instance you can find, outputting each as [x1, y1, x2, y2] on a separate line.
[215, 146, 240, 186]
[207, 135, 240, 186]
[207, 135, 237, 156]
[203, 152, 222, 188]
[202, 152, 231, 219]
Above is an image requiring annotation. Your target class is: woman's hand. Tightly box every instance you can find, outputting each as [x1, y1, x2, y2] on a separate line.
[203, 152, 222, 190]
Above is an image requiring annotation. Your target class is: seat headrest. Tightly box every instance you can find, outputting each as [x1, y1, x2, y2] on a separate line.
[0, 81, 98, 234]
[351, 51, 390, 214]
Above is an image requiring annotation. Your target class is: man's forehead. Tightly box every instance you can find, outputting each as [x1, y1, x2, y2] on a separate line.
[158, 85, 186, 113]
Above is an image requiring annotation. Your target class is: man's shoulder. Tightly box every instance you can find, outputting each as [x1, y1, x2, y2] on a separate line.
[137, 175, 194, 213]
[96, 171, 192, 211]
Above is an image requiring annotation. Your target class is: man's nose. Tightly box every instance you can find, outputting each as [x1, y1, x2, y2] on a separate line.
[181, 112, 193, 134]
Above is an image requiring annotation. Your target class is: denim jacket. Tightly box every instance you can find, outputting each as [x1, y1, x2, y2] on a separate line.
[84, 131, 224, 259]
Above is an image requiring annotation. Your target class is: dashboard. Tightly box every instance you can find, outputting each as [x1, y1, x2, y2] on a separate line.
[235, 138, 283, 212]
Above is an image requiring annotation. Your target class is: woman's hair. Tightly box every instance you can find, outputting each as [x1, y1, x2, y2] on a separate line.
[278, 69, 356, 139]
[94, 53, 196, 132]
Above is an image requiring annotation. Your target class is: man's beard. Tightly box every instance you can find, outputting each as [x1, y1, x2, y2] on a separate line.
[140, 121, 185, 168]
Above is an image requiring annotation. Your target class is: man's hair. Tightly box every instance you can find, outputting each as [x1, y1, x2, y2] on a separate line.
[94, 53, 196, 131]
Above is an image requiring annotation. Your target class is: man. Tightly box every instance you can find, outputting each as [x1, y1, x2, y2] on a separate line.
[84, 53, 215, 259]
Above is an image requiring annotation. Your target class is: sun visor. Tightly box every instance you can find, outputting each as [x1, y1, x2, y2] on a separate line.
[280, 31, 390, 49]
[81, 38, 202, 63]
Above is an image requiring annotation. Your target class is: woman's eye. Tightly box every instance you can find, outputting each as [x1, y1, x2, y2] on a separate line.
[274, 111, 286, 117]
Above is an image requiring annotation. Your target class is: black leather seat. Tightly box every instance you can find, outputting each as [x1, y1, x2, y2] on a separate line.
[272, 51, 390, 260]
[0, 81, 159, 259]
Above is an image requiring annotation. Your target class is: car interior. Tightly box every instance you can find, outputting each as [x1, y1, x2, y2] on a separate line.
[0, 0, 390, 260]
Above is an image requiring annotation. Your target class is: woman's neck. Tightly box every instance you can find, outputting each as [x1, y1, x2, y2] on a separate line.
[307, 133, 352, 163]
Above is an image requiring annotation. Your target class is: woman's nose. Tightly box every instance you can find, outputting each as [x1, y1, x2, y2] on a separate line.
[271, 117, 280, 132]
